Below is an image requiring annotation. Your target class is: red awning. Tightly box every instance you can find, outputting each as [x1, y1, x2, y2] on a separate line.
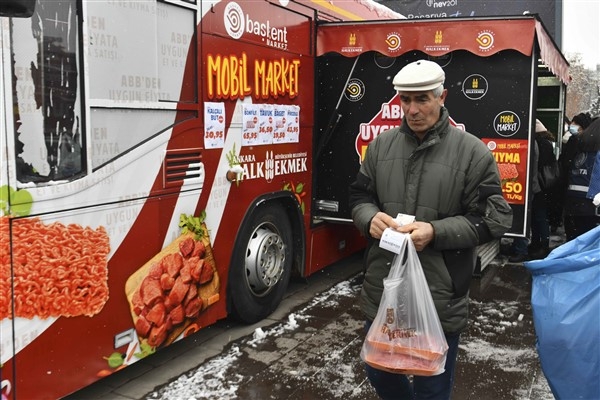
[317, 16, 570, 85]
[535, 20, 570, 85]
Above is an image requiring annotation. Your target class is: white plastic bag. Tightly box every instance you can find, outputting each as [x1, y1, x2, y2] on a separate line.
[361, 233, 448, 376]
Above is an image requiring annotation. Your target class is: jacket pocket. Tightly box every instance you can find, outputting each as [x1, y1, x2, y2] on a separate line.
[442, 248, 476, 299]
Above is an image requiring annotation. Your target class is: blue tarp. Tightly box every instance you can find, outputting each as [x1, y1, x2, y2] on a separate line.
[524, 226, 600, 400]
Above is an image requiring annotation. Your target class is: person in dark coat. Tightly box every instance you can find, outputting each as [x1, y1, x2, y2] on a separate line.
[560, 112, 592, 175]
[529, 120, 558, 259]
[561, 116, 600, 241]
[349, 59, 512, 400]
[557, 112, 593, 234]
[548, 116, 571, 232]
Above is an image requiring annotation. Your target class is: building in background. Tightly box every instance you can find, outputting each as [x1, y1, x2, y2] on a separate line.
[378, 0, 562, 47]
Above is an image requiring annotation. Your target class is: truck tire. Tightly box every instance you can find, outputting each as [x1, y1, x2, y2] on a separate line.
[229, 203, 293, 324]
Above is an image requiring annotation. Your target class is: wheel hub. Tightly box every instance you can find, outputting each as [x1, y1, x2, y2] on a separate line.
[245, 227, 285, 295]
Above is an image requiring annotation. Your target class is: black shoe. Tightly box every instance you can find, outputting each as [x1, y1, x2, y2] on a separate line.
[508, 253, 528, 263]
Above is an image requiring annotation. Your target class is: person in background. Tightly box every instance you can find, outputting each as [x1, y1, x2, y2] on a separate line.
[548, 116, 570, 232]
[562, 116, 600, 241]
[560, 113, 592, 170]
[558, 112, 593, 239]
[562, 113, 590, 145]
[528, 120, 558, 259]
[508, 127, 540, 263]
[349, 59, 513, 400]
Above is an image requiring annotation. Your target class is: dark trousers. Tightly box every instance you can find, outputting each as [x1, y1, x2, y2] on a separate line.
[364, 320, 461, 400]
[530, 192, 550, 247]
[564, 197, 600, 242]
[564, 214, 600, 242]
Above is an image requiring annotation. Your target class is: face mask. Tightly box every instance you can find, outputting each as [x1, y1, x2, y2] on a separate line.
[569, 124, 580, 134]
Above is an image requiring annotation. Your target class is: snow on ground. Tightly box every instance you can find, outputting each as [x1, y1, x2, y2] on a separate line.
[146, 277, 553, 400]
[146, 280, 359, 400]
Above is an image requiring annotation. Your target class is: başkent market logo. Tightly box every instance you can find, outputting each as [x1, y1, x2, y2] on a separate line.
[476, 30, 495, 52]
[223, 1, 288, 49]
[345, 79, 366, 102]
[386, 32, 402, 52]
[224, 2, 244, 39]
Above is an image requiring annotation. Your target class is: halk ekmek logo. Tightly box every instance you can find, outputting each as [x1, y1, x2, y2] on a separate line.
[462, 74, 488, 100]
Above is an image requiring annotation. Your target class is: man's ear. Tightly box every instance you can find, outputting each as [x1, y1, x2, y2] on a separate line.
[440, 89, 448, 103]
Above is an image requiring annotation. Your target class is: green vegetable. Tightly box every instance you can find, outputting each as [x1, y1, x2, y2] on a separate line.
[104, 352, 124, 368]
[134, 342, 155, 359]
[179, 211, 208, 240]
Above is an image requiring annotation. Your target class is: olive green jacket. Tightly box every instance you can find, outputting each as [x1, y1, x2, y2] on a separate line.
[349, 108, 513, 333]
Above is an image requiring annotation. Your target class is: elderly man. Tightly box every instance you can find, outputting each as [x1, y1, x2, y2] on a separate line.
[349, 59, 513, 399]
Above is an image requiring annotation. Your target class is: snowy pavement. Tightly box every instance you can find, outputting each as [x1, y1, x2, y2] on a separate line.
[67, 251, 555, 400]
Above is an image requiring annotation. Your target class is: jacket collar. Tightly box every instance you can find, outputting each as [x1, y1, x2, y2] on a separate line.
[401, 107, 450, 145]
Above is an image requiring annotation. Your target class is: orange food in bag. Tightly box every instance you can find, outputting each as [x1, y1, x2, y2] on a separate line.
[363, 336, 446, 376]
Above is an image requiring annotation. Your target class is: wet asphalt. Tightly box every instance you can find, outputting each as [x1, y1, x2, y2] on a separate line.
[65, 232, 566, 400]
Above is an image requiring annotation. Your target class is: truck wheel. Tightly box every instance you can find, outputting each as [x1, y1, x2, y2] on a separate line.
[229, 204, 293, 324]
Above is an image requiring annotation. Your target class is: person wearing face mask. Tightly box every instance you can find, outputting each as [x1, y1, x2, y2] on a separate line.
[558, 113, 599, 240]
[559, 113, 592, 176]
[557, 113, 591, 222]
[562, 112, 591, 145]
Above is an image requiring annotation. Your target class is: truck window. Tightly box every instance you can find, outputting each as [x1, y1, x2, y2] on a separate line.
[12, 0, 82, 182]
[10, 0, 196, 183]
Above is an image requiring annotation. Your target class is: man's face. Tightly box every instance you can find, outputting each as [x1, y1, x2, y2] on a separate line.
[399, 88, 447, 137]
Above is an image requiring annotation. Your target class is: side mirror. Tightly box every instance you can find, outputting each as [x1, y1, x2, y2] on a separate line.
[0, 0, 36, 18]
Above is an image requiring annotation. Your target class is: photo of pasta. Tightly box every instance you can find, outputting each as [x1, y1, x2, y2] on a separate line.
[0, 216, 110, 320]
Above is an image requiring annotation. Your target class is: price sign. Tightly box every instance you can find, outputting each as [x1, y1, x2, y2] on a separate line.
[285, 105, 300, 143]
[258, 104, 274, 145]
[242, 104, 260, 146]
[204, 102, 225, 148]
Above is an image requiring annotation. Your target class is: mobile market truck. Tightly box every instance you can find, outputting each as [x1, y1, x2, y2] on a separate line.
[313, 14, 569, 265]
[0, 0, 568, 398]
[0, 0, 403, 398]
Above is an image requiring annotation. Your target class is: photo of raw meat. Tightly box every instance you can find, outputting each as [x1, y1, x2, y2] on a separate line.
[125, 229, 219, 349]
[0, 216, 110, 320]
[497, 163, 519, 182]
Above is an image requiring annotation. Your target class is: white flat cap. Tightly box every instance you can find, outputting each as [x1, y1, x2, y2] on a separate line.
[393, 60, 445, 91]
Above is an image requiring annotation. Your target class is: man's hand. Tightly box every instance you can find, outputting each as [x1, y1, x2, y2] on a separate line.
[369, 212, 400, 240]
[397, 222, 435, 251]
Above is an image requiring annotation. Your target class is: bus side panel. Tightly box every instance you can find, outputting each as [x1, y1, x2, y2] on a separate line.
[308, 223, 366, 275]
[197, 3, 316, 282]
[3, 187, 229, 399]
[1, 1, 318, 399]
